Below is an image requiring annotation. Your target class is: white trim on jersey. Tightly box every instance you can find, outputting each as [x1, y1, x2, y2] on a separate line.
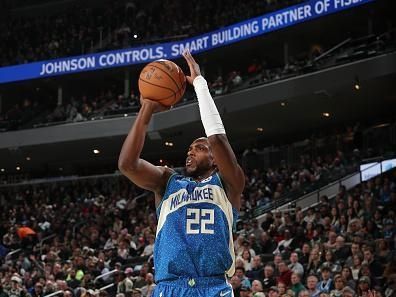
[156, 184, 236, 277]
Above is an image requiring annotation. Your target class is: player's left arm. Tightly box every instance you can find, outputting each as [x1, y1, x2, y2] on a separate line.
[183, 50, 245, 210]
[208, 134, 245, 210]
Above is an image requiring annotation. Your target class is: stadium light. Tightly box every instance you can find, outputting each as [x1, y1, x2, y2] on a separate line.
[26, 156, 31, 161]
[354, 76, 360, 90]
[16, 166, 21, 171]
[93, 149, 100, 154]
[322, 112, 330, 118]
[165, 142, 174, 147]
[0, 168, 4, 172]
[280, 102, 287, 107]
[256, 127, 264, 132]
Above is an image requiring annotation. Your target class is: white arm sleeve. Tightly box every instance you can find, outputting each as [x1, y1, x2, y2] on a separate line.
[193, 75, 226, 137]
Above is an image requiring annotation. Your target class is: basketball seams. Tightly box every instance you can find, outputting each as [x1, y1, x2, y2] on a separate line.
[150, 63, 183, 92]
[139, 59, 186, 106]
[139, 78, 176, 101]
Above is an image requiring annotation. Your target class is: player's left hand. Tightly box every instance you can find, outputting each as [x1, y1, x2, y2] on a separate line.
[182, 49, 201, 85]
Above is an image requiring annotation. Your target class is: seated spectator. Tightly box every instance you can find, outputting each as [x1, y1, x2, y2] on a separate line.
[323, 231, 337, 251]
[277, 261, 292, 288]
[277, 282, 287, 296]
[246, 255, 264, 282]
[248, 234, 262, 256]
[356, 276, 371, 297]
[268, 286, 280, 297]
[240, 285, 251, 297]
[322, 250, 342, 274]
[306, 248, 322, 276]
[251, 279, 264, 295]
[333, 236, 350, 264]
[330, 274, 345, 297]
[230, 275, 242, 296]
[375, 239, 392, 265]
[300, 243, 311, 267]
[290, 272, 306, 297]
[259, 232, 277, 254]
[363, 247, 383, 278]
[210, 76, 224, 95]
[344, 242, 361, 267]
[140, 273, 155, 297]
[351, 254, 363, 281]
[289, 252, 304, 277]
[340, 267, 356, 289]
[273, 229, 294, 255]
[66, 268, 81, 289]
[31, 282, 44, 297]
[237, 249, 253, 272]
[140, 234, 155, 257]
[306, 275, 321, 297]
[317, 265, 334, 293]
[262, 264, 277, 292]
[235, 266, 251, 288]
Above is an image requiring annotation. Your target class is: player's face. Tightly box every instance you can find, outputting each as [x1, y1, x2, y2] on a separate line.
[185, 138, 215, 177]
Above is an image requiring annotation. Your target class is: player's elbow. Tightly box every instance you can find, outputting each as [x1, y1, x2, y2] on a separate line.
[118, 156, 137, 175]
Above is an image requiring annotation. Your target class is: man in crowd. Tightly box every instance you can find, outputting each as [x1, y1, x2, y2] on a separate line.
[289, 252, 304, 276]
[140, 273, 156, 297]
[306, 275, 321, 297]
[317, 265, 334, 293]
[262, 264, 277, 291]
[363, 247, 383, 277]
[290, 272, 306, 296]
[246, 255, 264, 281]
[277, 261, 292, 287]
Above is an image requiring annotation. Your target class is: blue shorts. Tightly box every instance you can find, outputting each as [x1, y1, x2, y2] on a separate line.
[152, 276, 234, 297]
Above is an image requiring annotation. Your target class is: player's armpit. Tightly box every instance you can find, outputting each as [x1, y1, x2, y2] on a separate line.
[208, 134, 245, 210]
[119, 159, 173, 200]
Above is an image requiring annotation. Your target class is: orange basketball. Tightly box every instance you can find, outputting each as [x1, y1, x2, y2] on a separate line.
[138, 59, 186, 107]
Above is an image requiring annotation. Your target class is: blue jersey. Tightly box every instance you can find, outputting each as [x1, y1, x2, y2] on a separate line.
[154, 172, 238, 283]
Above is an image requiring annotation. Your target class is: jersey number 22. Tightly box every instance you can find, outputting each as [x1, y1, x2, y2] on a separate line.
[186, 208, 214, 234]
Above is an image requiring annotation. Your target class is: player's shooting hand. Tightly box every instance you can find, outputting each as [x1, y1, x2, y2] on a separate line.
[140, 95, 169, 113]
[182, 49, 201, 85]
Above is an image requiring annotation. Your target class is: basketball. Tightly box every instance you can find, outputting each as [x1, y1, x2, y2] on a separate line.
[138, 59, 186, 107]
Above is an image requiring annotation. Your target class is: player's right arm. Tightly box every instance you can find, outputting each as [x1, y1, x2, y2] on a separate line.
[118, 97, 173, 202]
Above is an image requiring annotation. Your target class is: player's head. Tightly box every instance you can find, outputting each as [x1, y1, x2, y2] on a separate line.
[185, 137, 216, 178]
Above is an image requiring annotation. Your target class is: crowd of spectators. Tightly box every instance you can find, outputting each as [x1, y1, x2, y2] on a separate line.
[0, 0, 305, 67]
[0, 53, 294, 131]
[1, 24, 395, 133]
[230, 173, 396, 297]
[0, 130, 394, 297]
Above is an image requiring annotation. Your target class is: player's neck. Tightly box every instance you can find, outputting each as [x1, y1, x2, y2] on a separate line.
[193, 168, 216, 182]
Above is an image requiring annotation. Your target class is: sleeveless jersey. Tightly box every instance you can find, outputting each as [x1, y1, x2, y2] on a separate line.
[154, 172, 238, 283]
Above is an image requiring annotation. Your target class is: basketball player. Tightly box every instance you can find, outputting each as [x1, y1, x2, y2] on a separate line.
[118, 50, 245, 297]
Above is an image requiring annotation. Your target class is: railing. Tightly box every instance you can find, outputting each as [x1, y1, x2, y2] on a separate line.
[5, 248, 22, 261]
[261, 161, 394, 220]
[99, 283, 114, 291]
[314, 38, 352, 62]
[0, 171, 123, 188]
[43, 291, 63, 297]
[94, 269, 118, 284]
[39, 234, 56, 256]
[248, 164, 357, 219]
